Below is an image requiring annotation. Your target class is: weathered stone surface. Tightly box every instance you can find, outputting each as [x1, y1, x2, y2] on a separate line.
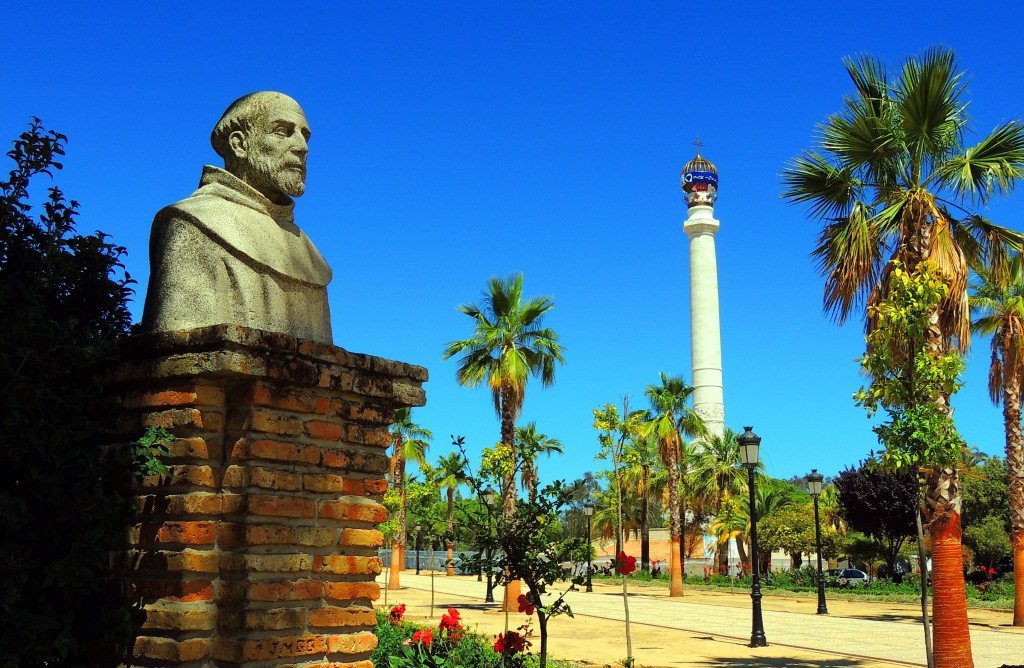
[142, 93, 333, 343]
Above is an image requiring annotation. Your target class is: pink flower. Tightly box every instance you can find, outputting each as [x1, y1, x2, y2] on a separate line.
[411, 628, 432, 647]
[614, 551, 637, 576]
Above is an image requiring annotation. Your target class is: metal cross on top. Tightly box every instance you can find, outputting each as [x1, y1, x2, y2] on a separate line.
[693, 136, 704, 153]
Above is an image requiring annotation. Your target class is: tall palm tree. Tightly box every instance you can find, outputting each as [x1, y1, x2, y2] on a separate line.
[436, 451, 469, 577]
[516, 421, 565, 502]
[818, 485, 847, 568]
[643, 372, 706, 597]
[442, 273, 565, 611]
[387, 407, 431, 590]
[782, 47, 1024, 666]
[970, 255, 1024, 625]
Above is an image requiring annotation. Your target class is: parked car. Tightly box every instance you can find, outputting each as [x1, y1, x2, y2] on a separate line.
[838, 568, 870, 586]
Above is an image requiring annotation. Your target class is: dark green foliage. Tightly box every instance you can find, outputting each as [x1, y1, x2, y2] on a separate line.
[0, 119, 150, 666]
[834, 463, 918, 574]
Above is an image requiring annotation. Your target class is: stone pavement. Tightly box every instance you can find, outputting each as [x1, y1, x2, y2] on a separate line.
[382, 573, 1024, 668]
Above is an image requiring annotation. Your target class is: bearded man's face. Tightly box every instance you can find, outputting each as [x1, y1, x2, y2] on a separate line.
[244, 99, 310, 201]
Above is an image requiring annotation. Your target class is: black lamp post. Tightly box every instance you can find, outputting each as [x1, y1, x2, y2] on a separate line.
[482, 486, 496, 603]
[584, 503, 594, 593]
[738, 426, 767, 648]
[808, 468, 829, 615]
[414, 525, 422, 575]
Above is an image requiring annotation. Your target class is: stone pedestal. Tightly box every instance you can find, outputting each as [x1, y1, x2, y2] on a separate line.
[103, 325, 426, 667]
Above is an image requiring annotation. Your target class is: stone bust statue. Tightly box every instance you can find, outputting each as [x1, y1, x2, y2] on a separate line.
[141, 92, 333, 343]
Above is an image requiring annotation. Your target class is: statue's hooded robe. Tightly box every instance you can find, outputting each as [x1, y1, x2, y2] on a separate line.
[142, 165, 333, 343]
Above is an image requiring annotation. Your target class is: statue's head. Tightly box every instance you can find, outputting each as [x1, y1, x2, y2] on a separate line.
[211, 92, 310, 204]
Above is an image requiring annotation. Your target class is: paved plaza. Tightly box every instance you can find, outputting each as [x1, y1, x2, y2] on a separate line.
[383, 573, 1024, 668]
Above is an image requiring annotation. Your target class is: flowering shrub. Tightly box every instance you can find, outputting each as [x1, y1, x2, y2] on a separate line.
[494, 630, 529, 655]
[517, 594, 536, 616]
[614, 552, 637, 576]
[389, 604, 407, 625]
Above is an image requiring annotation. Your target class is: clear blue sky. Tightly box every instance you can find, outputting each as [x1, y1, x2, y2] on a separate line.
[5, 1, 1024, 486]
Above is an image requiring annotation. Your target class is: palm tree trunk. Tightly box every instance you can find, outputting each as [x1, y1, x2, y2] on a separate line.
[388, 451, 406, 589]
[1001, 366, 1024, 625]
[667, 451, 683, 597]
[927, 468, 974, 668]
[641, 472, 650, 571]
[500, 385, 522, 612]
[446, 486, 456, 577]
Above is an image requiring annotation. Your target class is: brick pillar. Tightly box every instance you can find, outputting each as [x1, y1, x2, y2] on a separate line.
[104, 325, 426, 667]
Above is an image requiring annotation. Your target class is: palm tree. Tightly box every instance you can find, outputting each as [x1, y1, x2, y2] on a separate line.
[695, 428, 747, 568]
[818, 484, 846, 568]
[387, 407, 431, 590]
[442, 273, 565, 611]
[643, 372, 706, 596]
[436, 451, 469, 577]
[620, 431, 660, 571]
[782, 47, 1024, 665]
[516, 421, 565, 502]
[970, 254, 1024, 625]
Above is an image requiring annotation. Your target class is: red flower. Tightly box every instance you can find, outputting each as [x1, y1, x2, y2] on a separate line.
[494, 630, 527, 654]
[988, 567, 997, 576]
[614, 551, 637, 576]
[439, 607, 463, 640]
[517, 594, 535, 616]
[389, 603, 406, 624]
[743, 563, 750, 570]
[411, 628, 433, 648]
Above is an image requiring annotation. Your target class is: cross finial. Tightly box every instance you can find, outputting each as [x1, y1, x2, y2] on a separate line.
[693, 136, 704, 154]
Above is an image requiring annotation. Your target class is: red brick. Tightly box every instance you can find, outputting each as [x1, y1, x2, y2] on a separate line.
[141, 464, 216, 488]
[327, 632, 378, 655]
[135, 492, 223, 516]
[242, 524, 297, 546]
[250, 410, 302, 436]
[305, 419, 343, 441]
[313, 555, 381, 576]
[220, 553, 312, 573]
[131, 548, 219, 574]
[247, 578, 321, 602]
[165, 436, 210, 459]
[319, 499, 387, 523]
[142, 407, 222, 432]
[322, 581, 379, 602]
[248, 494, 317, 518]
[131, 578, 213, 602]
[344, 424, 390, 447]
[133, 636, 210, 662]
[223, 465, 303, 491]
[295, 527, 339, 547]
[340, 529, 384, 549]
[304, 473, 345, 493]
[308, 606, 377, 629]
[141, 604, 216, 631]
[242, 634, 327, 661]
[132, 521, 217, 546]
[322, 449, 388, 474]
[231, 438, 321, 464]
[239, 607, 308, 631]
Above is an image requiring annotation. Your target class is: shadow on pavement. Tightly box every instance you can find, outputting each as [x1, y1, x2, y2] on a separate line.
[696, 659, 867, 667]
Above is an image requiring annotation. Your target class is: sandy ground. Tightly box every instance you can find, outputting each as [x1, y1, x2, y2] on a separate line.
[378, 573, 1022, 668]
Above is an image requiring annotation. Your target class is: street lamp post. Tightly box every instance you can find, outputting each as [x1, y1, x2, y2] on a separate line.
[738, 426, 768, 648]
[584, 503, 594, 593]
[808, 468, 829, 615]
[482, 487, 496, 603]
[414, 525, 421, 575]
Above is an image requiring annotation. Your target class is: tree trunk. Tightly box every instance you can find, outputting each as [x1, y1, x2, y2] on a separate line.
[736, 530, 749, 567]
[927, 468, 974, 668]
[1000, 359, 1024, 625]
[499, 385, 521, 612]
[446, 486, 455, 576]
[388, 539, 402, 590]
[667, 450, 683, 596]
[641, 466, 650, 571]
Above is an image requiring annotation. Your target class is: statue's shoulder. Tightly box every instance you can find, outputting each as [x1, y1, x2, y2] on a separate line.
[154, 182, 240, 228]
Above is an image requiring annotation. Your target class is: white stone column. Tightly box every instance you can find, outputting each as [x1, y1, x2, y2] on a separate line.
[684, 204, 725, 438]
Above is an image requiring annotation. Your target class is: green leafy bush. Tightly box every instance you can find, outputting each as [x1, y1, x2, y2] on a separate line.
[0, 119, 151, 666]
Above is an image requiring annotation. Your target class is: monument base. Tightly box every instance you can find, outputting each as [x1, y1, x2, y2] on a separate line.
[103, 325, 426, 667]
